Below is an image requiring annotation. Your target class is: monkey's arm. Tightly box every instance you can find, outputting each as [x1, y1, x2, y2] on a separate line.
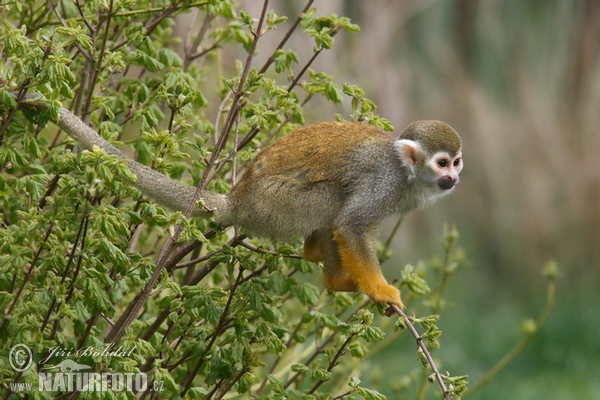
[18, 94, 227, 217]
[327, 172, 406, 308]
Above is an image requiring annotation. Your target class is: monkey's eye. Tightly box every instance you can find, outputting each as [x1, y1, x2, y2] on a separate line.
[453, 158, 461, 167]
[437, 159, 448, 168]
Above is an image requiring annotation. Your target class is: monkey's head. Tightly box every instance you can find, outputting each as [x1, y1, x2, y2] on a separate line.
[395, 120, 463, 202]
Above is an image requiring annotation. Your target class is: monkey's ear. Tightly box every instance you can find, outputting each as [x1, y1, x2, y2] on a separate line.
[394, 139, 422, 167]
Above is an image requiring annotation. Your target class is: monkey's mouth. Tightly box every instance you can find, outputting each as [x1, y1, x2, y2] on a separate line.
[438, 176, 458, 190]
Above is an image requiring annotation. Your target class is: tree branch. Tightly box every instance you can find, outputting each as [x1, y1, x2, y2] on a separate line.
[387, 304, 450, 400]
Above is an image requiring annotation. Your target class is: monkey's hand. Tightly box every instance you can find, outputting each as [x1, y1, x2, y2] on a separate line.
[332, 229, 405, 309]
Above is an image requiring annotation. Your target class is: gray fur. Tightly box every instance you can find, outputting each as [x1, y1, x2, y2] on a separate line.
[23, 94, 227, 217]
[223, 124, 450, 240]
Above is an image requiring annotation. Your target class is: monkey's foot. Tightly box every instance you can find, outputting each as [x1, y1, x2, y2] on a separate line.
[361, 282, 405, 310]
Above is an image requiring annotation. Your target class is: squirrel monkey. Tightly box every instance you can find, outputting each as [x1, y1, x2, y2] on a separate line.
[222, 121, 462, 309]
[32, 100, 462, 309]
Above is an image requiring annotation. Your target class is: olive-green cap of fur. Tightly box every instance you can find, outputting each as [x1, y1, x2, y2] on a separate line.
[400, 120, 462, 155]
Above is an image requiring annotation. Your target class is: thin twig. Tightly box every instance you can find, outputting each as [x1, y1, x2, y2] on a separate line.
[82, 0, 114, 119]
[202, 0, 270, 186]
[308, 333, 357, 394]
[382, 214, 405, 258]
[238, 240, 302, 259]
[51, 1, 93, 62]
[181, 268, 245, 395]
[257, 0, 315, 74]
[1, 224, 54, 332]
[283, 300, 370, 390]
[388, 304, 450, 400]
[184, 11, 216, 68]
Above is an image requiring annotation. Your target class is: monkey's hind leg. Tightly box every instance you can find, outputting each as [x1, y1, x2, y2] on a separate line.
[303, 231, 326, 262]
[332, 228, 404, 309]
[304, 230, 357, 292]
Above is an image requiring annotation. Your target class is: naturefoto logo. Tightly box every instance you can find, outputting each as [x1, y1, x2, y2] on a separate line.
[43, 359, 91, 372]
[38, 360, 148, 393]
[8, 343, 163, 394]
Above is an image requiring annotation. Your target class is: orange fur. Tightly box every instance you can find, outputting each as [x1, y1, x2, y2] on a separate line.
[332, 229, 404, 309]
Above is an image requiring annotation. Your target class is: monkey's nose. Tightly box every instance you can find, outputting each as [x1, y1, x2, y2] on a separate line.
[438, 175, 456, 190]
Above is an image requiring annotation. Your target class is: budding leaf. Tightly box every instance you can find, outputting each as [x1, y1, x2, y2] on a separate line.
[401, 264, 431, 295]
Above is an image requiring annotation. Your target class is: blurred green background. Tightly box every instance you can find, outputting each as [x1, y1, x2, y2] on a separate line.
[242, 1, 598, 398]
[337, 1, 600, 398]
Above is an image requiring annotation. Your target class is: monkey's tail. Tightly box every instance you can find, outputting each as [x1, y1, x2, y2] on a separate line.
[19, 93, 228, 218]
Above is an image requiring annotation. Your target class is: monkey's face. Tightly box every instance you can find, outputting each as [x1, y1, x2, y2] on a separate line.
[426, 151, 463, 192]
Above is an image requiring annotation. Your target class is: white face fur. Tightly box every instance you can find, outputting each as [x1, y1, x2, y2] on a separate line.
[427, 151, 463, 191]
[394, 139, 463, 206]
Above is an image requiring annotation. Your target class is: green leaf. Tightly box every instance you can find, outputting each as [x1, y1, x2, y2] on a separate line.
[300, 8, 317, 29]
[325, 81, 343, 103]
[401, 264, 430, 295]
[82, 276, 113, 313]
[273, 49, 299, 73]
[267, 10, 288, 26]
[0, 89, 17, 109]
[22, 135, 41, 158]
[130, 49, 165, 72]
[267, 375, 285, 396]
[295, 283, 320, 306]
[291, 363, 309, 373]
[158, 47, 183, 68]
[312, 368, 331, 382]
[341, 18, 360, 33]
[154, 367, 179, 392]
[362, 326, 385, 342]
